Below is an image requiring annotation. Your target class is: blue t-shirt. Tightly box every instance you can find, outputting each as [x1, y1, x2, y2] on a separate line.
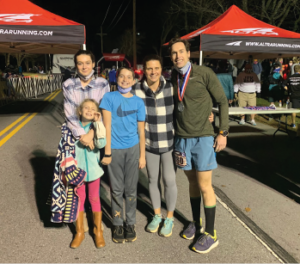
[100, 91, 146, 149]
[109, 69, 117, 83]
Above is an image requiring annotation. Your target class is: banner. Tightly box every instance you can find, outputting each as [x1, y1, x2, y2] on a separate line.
[52, 54, 75, 74]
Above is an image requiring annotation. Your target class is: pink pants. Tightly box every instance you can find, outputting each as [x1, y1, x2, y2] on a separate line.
[77, 178, 101, 212]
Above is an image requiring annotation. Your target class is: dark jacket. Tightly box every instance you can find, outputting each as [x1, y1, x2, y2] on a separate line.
[286, 73, 300, 99]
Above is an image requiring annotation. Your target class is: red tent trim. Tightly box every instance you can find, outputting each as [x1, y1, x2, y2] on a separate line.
[0, 0, 85, 53]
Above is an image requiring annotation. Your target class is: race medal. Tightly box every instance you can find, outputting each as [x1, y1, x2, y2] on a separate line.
[178, 102, 184, 112]
[177, 64, 192, 111]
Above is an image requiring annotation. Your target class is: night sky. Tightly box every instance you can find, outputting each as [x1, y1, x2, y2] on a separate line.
[31, 0, 170, 64]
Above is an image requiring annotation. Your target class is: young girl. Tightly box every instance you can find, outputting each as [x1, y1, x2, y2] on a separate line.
[70, 99, 106, 249]
[100, 67, 146, 243]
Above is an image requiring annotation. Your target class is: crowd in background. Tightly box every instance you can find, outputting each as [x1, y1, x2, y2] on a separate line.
[203, 56, 300, 128]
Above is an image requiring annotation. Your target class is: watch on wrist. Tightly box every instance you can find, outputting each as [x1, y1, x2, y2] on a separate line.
[219, 130, 229, 137]
[104, 154, 112, 157]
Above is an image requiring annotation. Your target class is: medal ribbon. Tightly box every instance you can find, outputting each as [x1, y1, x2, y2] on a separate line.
[177, 64, 191, 102]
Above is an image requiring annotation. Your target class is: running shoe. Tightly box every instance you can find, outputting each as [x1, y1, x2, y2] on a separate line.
[182, 219, 204, 240]
[112, 225, 125, 243]
[239, 119, 245, 125]
[192, 230, 219, 254]
[125, 224, 137, 242]
[159, 217, 174, 237]
[146, 214, 162, 233]
[250, 120, 257, 126]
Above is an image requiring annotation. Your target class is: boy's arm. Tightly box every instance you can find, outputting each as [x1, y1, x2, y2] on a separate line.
[138, 121, 146, 169]
[101, 109, 112, 165]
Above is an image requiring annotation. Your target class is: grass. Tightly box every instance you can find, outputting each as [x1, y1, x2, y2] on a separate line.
[251, 97, 300, 133]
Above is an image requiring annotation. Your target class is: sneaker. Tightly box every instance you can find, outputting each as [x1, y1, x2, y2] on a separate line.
[292, 124, 296, 128]
[269, 103, 276, 109]
[125, 224, 137, 242]
[159, 217, 174, 237]
[192, 230, 219, 254]
[146, 214, 162, 233]
[239, 119, 245, 125]
[182, 219, 204, 240]
[250, 120, 256, 126]
[112, 225, 125, 243]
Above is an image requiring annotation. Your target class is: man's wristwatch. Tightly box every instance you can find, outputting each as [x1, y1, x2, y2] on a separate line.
[104, 154, 112, 157]
[219, 130, 229, 137]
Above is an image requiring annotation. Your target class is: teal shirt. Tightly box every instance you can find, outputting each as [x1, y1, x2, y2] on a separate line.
[269, 72, 281, 92]
[216, 73, 234, 100]
[75, 122, 106, 182]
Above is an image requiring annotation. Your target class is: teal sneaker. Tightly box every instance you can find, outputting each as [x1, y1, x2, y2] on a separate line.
[146, 214, 162, 233]
[159, 217, 174, 237]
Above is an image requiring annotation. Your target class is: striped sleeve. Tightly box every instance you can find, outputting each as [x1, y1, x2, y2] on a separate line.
[63, 84, 85, 138]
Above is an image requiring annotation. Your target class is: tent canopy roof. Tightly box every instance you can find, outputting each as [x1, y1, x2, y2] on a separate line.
[182, 5, 300, 40]
[0, 0, 82, 26]
[0, 0, 85, 54]
[165, 5, 300, 59]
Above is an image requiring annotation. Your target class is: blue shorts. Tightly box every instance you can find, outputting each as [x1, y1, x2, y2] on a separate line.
[174, 136, 217, 171]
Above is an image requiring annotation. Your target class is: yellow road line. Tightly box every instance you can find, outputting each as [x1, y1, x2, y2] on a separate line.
[0, 90, 62, 147]
[0, 112, 38, 147]
[48, 90, 61, 101]
[0, 113, 30, 137]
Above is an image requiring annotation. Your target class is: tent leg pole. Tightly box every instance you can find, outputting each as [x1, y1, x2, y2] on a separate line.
[199, 50, 203, 66]
[82, 44, 86, 50]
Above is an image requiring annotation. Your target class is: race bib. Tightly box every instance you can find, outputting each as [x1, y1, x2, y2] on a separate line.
[174, 150, 187, 167]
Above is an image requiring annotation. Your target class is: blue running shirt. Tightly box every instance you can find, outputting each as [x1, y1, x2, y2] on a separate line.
[100, 91, 146, 149]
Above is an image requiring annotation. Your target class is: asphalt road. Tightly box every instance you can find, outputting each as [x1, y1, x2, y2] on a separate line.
[0, 91, 299, 263]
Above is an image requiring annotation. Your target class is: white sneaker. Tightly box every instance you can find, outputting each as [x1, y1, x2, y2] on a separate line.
[269, 103, 276, 109]
[239, 119, 245, 125]
[250, 120, 257, 126]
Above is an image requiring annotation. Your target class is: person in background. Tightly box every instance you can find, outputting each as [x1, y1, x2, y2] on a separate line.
[252, 59, 262, 81]
[291, 57, 299, 75]
[268, 63, 284, 109]
[109, 65, 117, 91]
[216, 64, 234, 106]
[18, 65, 22, 75]
[284, 64, 300, 128]
[232, 64, 238, 83]
[234, 63, 261, 126]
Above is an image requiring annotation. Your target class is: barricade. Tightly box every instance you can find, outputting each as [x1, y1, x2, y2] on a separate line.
[0, 74, 64, 106]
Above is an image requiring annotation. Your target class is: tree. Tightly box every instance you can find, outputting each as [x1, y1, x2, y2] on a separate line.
[0, 53, 11, 66]
[118, 28, 144, 58]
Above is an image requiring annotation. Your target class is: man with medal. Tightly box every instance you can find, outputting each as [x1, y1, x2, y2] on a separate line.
[169, 38, 229, 254]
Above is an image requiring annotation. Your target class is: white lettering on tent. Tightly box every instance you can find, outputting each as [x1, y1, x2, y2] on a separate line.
[0, 14, 41, 23]
[0, 28, 53, 36]
[226, 41, 242, 46]
[222, 28, 278, 36]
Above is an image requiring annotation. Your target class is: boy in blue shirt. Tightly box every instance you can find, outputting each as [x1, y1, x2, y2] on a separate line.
[100, 67, 146, 243]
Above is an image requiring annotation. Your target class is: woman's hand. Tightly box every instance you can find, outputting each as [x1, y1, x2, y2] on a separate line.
[94, 112, 101, 122]
[139, 157, 146, 169]
[101, 156, 112, 166]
